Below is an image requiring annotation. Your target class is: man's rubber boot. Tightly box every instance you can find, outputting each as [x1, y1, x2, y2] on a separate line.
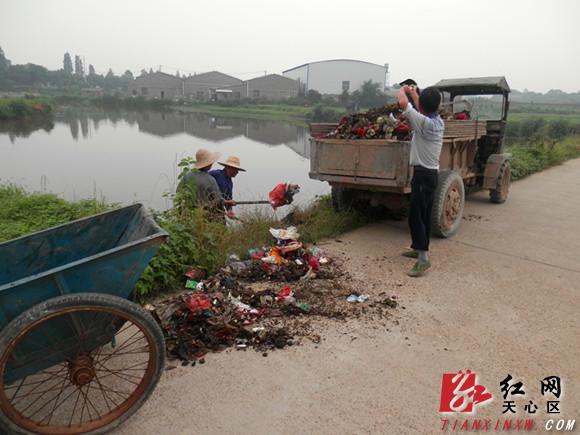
[402, 250, 419, 259]
[407, 260, 431, 277]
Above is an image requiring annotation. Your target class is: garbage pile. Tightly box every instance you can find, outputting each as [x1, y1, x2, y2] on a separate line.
[149, 226, 335, 363]
[149, 226, 398, 365]
[322, 103, 412, 141]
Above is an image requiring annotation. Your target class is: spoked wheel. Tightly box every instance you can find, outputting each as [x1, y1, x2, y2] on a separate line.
[0, 293, 165, 435]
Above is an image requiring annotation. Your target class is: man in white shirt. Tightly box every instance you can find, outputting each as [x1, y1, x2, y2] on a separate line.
[398, 85, 444, 277]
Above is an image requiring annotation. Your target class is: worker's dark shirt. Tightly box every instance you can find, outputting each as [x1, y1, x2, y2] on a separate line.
[209, 169, 233, 200]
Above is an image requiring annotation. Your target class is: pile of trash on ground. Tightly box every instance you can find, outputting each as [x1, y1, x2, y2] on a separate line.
[147, 226, 398, 365]
[321, 103, 412, 141]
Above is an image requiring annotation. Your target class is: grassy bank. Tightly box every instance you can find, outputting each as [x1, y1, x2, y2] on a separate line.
[0, 184, 111, 242]
[178, 102, 344, 123]
[0, 96, 53, 121]
[507, 136, 580, 180]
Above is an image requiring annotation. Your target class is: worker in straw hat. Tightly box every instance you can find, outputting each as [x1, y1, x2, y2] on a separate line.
[177, 148, 224, 218]
[210, 155, 246, 219]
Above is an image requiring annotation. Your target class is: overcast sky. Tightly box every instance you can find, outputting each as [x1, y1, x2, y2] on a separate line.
[1, 0, 578, 92]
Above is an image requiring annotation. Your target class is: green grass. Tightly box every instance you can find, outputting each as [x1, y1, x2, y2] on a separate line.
[0, 97, 53, 120]
[0, 184, 112, 242]
[508, 136, 580, 180]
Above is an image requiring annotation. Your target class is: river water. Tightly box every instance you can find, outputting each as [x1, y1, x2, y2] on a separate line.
[0, 109, 329, 210]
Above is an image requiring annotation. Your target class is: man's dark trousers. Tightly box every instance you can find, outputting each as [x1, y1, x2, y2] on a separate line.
[408, 166, 438, 251]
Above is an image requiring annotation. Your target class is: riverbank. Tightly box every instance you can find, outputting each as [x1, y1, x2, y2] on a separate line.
[0, 96, 53, 121]
[176, 102, 344, 123]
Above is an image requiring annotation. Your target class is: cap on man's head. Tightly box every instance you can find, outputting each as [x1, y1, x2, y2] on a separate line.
[399, 78, 418, 86]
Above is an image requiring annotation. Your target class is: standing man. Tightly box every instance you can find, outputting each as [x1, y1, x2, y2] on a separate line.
[209, 156, 246, 218]
[398, 85, 444, 277]
[177, 148, 224, 218]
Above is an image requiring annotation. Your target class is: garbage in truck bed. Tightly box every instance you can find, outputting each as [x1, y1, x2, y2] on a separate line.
[320, 103, 412, 141]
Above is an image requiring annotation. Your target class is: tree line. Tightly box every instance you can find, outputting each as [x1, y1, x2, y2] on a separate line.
[0, 47, 136, 91]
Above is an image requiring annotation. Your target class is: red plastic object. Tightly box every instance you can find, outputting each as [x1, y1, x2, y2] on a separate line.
[269, 183, 288, 209]
[186, 294, 212, 313]
[276, 285, 293, 302]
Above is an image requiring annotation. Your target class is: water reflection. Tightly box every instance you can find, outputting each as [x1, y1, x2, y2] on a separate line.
[0, 117, 54, 143]
[0, 109, 324, 210]
[55, 110, 311, 158]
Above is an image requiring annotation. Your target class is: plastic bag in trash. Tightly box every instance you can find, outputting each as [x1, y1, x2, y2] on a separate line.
[269, 226, 299, 240]
[347, 293, 369, 303]
[229, 261, 249, 274]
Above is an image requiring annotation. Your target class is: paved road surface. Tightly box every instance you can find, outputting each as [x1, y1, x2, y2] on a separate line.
[119, 158, 580, 435]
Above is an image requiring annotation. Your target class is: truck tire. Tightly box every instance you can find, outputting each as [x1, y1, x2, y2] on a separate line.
[331, 186, 355, 212]
[431, 171, 465, 238]
[489, 160, 511, 204]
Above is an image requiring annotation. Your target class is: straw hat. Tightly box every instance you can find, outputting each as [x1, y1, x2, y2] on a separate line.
[194, 148, 221, 169]
[219, 156, 246, 172]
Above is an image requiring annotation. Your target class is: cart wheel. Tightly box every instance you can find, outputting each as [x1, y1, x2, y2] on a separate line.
[0, 293, 165, 435]
[431, 171, 465, 238]
[489, 160, 511, 204]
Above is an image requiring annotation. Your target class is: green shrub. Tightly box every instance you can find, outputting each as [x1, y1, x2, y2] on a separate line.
[508, 136, 580, 180]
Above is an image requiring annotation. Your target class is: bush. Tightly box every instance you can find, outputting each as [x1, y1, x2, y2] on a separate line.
[508, 136, 580, 180]
[0, 97, 53, 120]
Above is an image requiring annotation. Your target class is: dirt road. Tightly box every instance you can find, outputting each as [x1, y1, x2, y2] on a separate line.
[119, 159, 580, 435]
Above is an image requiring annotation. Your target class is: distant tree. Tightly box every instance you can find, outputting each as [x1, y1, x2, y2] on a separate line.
[306, 89, 322, 104]
[5, 63, 49, 86]
[104, 68, 118, 89]
[0, 46, 10, 72]
[176, 70, 181, 78]
[74, 55, 84, 77]
[140, 69, 147, 76]
[122, 70, 134, 81]
[63, 52, 73, 75]
[88, 64, 96, 76]
[359, 80, 385, 108]
[149, 68, 154, 74]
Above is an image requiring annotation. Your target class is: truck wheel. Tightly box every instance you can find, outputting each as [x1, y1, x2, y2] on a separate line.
[431, 171, 465, 238]
[331, 186, 355, 212]
[489, 161, 511, 204]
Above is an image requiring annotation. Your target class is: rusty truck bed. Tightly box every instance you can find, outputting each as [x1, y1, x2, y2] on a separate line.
[309, 119, 487, 193]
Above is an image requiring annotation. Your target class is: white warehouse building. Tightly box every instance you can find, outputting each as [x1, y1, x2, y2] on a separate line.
[282, 59, 389, 95]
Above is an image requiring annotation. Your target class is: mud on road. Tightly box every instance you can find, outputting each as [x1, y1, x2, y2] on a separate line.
[118, 158, 580, 435]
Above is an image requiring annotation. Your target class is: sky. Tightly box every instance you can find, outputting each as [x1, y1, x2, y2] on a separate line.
[1, 0, 579, 93]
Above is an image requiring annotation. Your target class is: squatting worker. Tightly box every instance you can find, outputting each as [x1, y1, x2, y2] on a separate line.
[209, 156, 246, 219]
[398, 85, 444, 277]
[177, 148, 224, 219]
